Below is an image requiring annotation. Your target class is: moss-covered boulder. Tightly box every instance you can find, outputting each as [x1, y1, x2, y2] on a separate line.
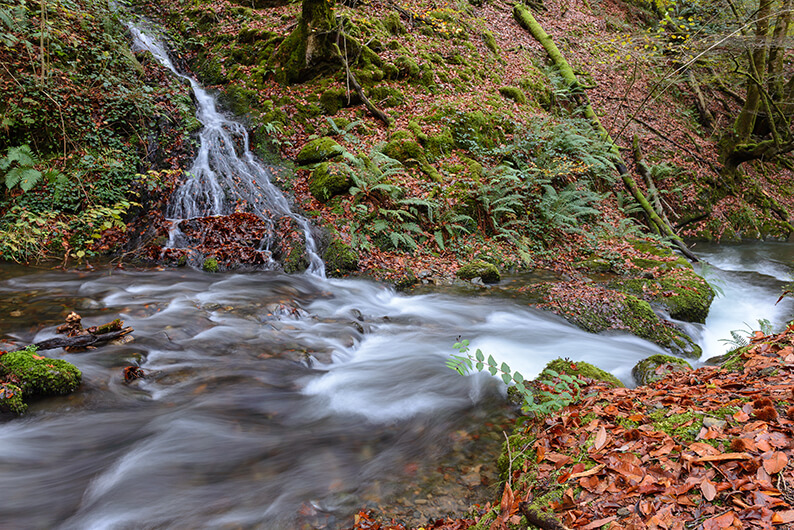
[382, 137, 425, 163]
[614, 268, 715, 323]
[0, 382, 26, 414]
[309, 162, 353, 203]
[542, 358, 624, 388]
[534, 283, 701, 358]
[499, 86, 527, 104]
[323, 239, 358, 277]
[295, 137, 344, 165]
[451, 110, 504, 151]
[0, 347, 82, 398]
[632, 354, 692, 385]
[283, 242, 309, 274]
[457, 260, 500, 283]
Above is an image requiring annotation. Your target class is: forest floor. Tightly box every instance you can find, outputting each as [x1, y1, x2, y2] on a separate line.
[349, 325, 794, 529]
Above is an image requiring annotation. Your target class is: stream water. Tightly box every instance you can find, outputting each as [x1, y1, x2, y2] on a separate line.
[2, 20, 793, 530]
[0, 243, 792, 529]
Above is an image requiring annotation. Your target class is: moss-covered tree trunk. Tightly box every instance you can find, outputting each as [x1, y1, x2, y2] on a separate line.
[274, 0, 338, 83]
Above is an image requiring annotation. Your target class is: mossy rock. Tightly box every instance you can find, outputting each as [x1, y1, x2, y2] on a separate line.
[319, 87, 348, 115]
[545, 288, 701, 358]
[309, 162, 353, 203]
[202, 257, 220, 272]
[283, 243, 309, 274]
[382, 137, 425, 163]
[0, 382, 26, 414]
[0, 347, 82, 397]
[483, 30, 499, 53]
[395, 55, 421, 79]
[614, 268, 715, 323]
[295, 137, 344, 165]
[457, 260, 500, 283]
[369, 85, 405, 107]
[323, 239, 358, 277]
[425, 127, 454, 158]
[542, 358, 624, 388]
[577, 255, 614, 273]
[451, 110, 504, 151]
[632, 354, 692, 385]
[498, 86, 527, 104]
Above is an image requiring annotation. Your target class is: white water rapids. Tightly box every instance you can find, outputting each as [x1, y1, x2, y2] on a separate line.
[0, 243, 792, 528]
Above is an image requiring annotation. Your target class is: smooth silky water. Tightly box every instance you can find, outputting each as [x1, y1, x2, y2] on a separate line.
[1, 243, 792, 528]
[2, 20, 792, 530]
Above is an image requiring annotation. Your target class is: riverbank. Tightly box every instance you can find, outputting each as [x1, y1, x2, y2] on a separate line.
[351, 322, 794, 529]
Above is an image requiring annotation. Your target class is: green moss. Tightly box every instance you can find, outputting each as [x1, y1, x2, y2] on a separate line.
[369, 85, 405, 107]
[202, 257, 219, 272]
[451, 110, 505, 151]
[323, 239, 359, 276]
[283, 242, 309, 274]
[220, 84, 260, 117]
[395, 55, 421, 79]
[425, 127, 454, 158]
[615, 269, 715, 323]
[320, 87, 346, 115]
[0, 347, 81, 397]
[542, 358, 624, 388]
[382, 137, 425, 162]
[295, 137, 344, 165]
[632, 354, 692, 385]
[483, 29, 499, 53]
[457, 260, 500, 283]
[647, 409, 702, 443]
[0, 382, 26, 414]
[381, 12, 407, 35]
[309, 162, 353, 203]
[498, 86, 527, 104]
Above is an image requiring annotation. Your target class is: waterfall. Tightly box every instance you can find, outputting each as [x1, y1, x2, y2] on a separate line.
[128, 24, 325, 277]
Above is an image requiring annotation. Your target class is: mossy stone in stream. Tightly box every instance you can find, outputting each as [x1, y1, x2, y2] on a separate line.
[632, 354, 692, 385]
[295, 137, 344, 166]
[456, 260, 500, 283]
[283, 242, 309, 274]
[542, 358, 624, 388]
[0, 346, 81, 397]
[615, 268, 715, 323]
[323, 239, 358, 277]
[309, 162, 353, 203]
[0, 382, 26, 414]
[202, 257, 220, 272]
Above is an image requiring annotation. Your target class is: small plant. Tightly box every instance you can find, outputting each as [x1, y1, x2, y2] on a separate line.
[447, 339, 585, 416]
[719, 318, 774, 349]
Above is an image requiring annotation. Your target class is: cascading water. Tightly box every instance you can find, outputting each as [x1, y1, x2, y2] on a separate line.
[128, 25, 325, 277]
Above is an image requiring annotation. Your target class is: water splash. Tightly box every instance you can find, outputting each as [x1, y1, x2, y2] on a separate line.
[128, 25, 325, 276]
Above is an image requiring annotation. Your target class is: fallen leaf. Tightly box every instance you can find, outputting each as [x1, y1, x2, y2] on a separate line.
[703, 511, 738, 529]
[593, 426, 607, 451]
[700, 479, 717, 501]
[762, 451, 788, 475]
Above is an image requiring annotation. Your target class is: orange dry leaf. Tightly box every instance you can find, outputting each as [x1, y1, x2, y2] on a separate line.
[762, 451, 788, 475]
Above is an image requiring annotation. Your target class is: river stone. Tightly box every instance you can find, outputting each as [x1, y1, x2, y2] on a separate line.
[456, 260, 500, 284]
[295, 137, 344, 165]
[632, 354, 692, 386]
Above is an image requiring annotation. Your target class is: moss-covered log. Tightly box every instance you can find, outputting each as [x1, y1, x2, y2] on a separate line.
[513, 4, 698, 262]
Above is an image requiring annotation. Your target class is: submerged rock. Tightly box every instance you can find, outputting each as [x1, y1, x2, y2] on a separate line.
[632, 354, 692, 385]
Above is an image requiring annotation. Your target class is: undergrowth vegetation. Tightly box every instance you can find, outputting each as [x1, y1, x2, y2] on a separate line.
[0, 0, 194, 262]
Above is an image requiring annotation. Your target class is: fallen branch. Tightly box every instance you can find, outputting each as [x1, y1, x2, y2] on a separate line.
[633, 134, 675, 224]
[334, 29, 391, 127]
[519, 503, 572, 530]
[28, 312, 134, 353]
[687, 70, 715, 131]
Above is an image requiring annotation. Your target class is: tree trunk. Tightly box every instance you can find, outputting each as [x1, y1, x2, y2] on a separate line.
[274, 0, 338, 83]
[733, 0, 772, 142]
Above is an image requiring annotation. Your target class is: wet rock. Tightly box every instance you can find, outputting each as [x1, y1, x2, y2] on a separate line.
[456, 260, 500, 284]
[632, 354, 692, 386]
[295, 137, 344, 165]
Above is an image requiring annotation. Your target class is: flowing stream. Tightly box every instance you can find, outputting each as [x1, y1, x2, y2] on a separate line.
[2, 21, 793, 530]
[1, 243, 792, 528]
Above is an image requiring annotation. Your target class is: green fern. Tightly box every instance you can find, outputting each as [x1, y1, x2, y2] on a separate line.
[1, 145, 43, 192]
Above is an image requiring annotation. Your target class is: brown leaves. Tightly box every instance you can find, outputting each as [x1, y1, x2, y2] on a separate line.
[479, 324, 794, 530]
